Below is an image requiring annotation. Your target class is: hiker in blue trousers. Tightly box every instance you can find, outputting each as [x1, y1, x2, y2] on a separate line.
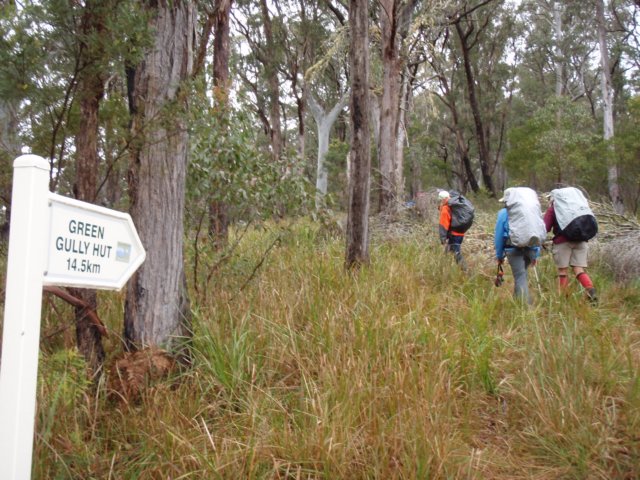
[494, 188, 542, 304]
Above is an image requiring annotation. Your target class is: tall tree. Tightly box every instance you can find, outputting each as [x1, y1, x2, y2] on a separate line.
[426, 28, 479, 192]
[125, 0, 195, 349]
[308, 91, 349, 208]
[208, 0, 233, 248]
[450, 0, 497, 195]
[345, 0, 371, 269]
[377, 0, 418, 212]
[69, 0, 114, 372]
[259, 0, 283, 161]
[553, 0, 564, 96]
[596, 0, 624, 213]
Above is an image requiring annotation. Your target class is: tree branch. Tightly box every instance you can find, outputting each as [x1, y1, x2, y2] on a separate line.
[43, 286, 108, 337]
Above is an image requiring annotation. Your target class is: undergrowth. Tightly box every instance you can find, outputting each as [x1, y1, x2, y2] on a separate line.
[13, 216, 640, 478]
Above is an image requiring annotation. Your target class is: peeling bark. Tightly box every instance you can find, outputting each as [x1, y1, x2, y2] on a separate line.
[125, 0, 195, 350]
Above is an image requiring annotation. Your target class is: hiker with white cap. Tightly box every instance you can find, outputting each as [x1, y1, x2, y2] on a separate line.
[438, 189, 474, 269]
[494, 187, 546, 304]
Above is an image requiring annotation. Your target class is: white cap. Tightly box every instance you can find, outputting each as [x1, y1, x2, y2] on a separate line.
[498, 187, 512, 202]
[438, 190, 450, 200]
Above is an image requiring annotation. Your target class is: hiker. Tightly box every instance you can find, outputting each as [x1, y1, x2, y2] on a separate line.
[438, 190, 467, 268]
[544, 187, 598, 302]
[494, 187, 545, 304]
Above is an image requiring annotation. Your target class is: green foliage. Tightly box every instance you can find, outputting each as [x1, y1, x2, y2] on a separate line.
[187, 87, 312, 224]
[304, 25, 349, 85]
[324, 139, 350, 207]
[405, 100, 453, 190]
[505, 96, 603, 190]
[0, 0, 152, 199]
[37, 348, 91, 448]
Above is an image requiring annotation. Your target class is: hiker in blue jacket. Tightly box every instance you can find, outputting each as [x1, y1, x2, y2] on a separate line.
[494, 191, 541, 304]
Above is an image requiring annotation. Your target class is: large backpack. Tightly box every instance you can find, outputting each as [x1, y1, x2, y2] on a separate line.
[448, 191, 475, 233]
[550, 187, 598, 241]
[504, 187, 547, 248]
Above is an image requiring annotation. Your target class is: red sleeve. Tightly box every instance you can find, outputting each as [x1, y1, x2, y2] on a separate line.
[543, 203, 555, 233]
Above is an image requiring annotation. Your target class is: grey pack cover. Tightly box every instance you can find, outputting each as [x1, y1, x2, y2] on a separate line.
[551, 187, 593, 230]
[550, 187, 598, 241]
[504, 187, 547, 248]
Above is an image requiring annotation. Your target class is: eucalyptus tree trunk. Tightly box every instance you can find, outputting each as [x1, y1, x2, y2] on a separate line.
[596, 0, 623, 213]
[454, 17, 496, 196]
[125, 0, 195, 350]
[291, 0, 308, 171]
[370, 92, 381, 196]
[259, 0, 283, 161]
[378, 0, 401, 213]
[294, 84, 306, 172]
[208, 0, 232, 248]
[553, 1, 564, 96]
[431, 62, 479, 193]
[394, 67, 411, 203]
[69, 0, 110, 373]
[378, 0, 417, 213]
[345, 0, 371, 269]
[308, 92, 349, 209]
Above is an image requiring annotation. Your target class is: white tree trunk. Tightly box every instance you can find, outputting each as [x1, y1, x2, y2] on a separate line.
[553, 1, 563, 96]
[308, 92, 349, 209]
[370, 92, 381, 149]
[596, 0, 623, 213]
[394, 69, 410, 203]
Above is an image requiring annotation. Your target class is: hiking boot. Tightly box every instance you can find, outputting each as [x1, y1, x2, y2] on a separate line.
[586, 288, 598, 304]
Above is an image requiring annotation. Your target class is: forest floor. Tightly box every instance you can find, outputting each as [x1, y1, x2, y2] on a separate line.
[14, 201, 640, 478]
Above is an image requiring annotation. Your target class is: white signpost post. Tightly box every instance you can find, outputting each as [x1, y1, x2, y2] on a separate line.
[0, 155, 146, 479]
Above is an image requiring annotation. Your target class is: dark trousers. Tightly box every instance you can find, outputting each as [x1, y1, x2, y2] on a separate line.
[446, 235, 466, 269]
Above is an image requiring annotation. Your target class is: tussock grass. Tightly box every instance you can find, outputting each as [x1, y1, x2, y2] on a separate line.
[24, 215, 640, 478]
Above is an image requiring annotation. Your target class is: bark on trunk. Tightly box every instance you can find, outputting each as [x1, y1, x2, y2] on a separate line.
[260, 0, 282, 161]
[394, 67, 410, 203]
[596, 0, 623, 213]
[378, 0, 418, 211]
[308, 92, 349, 209]
[208, 0, 232, 248]
[378, 0, 401, 213]
[553, 1, 563, 96]
[125, 0, 195, 350]
[72, 0, 109, 373]
[345, 0, 371, 269]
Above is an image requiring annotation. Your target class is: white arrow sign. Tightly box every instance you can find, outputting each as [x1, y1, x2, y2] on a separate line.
[44, 193, 146, 290]
[0, 155, 146, 480]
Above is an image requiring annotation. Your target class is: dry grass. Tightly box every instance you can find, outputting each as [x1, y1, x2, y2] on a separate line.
[25, 208, 640, 479]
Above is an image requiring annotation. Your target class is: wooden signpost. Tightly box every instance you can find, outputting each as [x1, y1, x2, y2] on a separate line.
[0, 155, 146, 479]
